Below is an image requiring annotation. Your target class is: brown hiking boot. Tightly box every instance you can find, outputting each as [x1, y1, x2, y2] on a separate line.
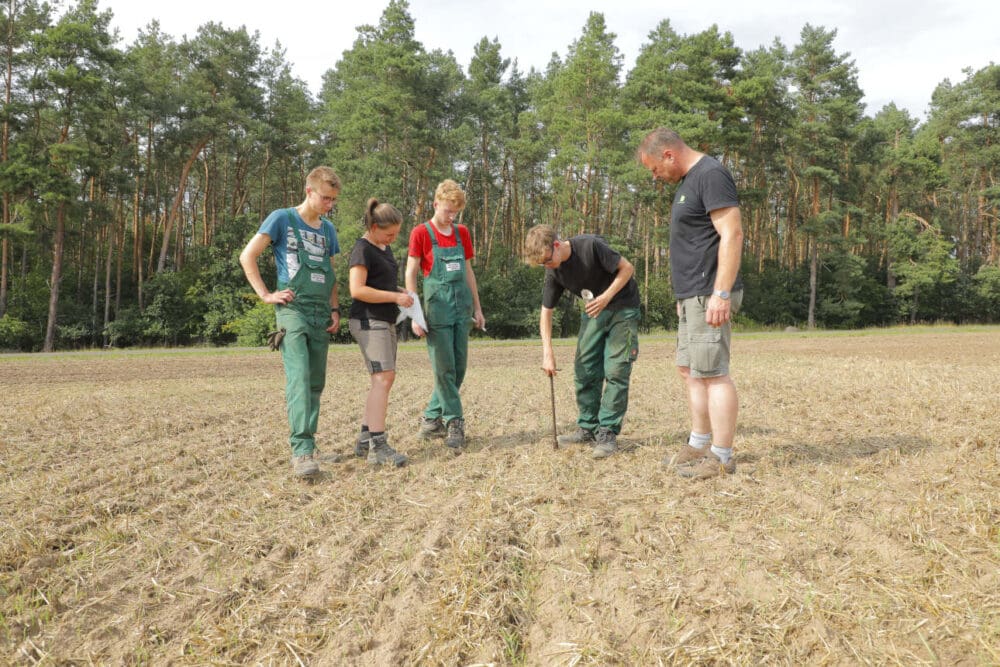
[557, 427, 595, 446]
[663, 444, 710, 467]
[677, 452, 735, 479]
[591, 427, 618, 459]
[445, 418, 465, 449]
[367, 433, 408, 468]
[291, 452, 319, 479]
[419, 416, 446, 439]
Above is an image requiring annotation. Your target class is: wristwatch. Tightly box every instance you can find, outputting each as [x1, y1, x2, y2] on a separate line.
[330, 307, 341, 313]
[713, 290, 730, 300]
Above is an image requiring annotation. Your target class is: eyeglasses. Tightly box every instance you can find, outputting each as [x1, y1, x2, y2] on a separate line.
[541, 241, 558, 267]
[309, 188, 338, 205]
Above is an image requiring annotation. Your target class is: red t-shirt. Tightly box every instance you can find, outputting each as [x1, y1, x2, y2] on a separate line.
[408, 221, 475, 277]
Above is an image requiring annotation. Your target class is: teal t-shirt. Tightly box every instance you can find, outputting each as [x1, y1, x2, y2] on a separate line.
[258, 208, 339, 284]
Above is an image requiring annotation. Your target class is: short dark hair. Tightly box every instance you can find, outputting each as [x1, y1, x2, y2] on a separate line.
[638, 128, 685, 158]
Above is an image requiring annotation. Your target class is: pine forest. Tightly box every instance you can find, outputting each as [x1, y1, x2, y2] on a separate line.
[2, 0, 999, 351]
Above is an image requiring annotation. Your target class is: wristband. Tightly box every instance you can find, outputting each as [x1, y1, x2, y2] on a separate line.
[330, 307, 340, 314]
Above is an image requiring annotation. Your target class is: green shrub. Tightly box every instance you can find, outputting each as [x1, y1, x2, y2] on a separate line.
[0, 314, 29, 351]
[232, 300, 276, 347]
[104, 307, 149, 348]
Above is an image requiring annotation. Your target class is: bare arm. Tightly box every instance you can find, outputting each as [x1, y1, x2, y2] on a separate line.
[239, 233, 294, 305]
[706, 205, 744, 327]
[404, 255, 424, 336]
[540, 306, 557, 376]
[327, 256, 341, 334]
[349, 265, 413, 306]
[465, 262, 486, 330]
[404, 255, 421, 294]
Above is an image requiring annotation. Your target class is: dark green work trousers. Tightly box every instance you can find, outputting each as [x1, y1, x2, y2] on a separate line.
[573, 306, 640, 434]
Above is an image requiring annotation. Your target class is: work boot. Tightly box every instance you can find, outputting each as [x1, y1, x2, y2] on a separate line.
[558, 427, 595, 446]
[291, 452, 319, 479]
[355, 429, 369, 457]
[445, 418, 465, 449]
[591, 427, 618, 459]
[677, 452, 736, 479]
[367, 433, 408, 468]
[663, 443, 709, 467]
[419, 416, 446, 439]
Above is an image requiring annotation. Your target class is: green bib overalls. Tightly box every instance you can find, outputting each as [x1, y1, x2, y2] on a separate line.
[276, 213, 335, 456]
[421, 221, 473, 424]
[573, 306, 640, 434]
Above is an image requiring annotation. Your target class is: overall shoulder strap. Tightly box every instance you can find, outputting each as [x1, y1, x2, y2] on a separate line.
[424, 221, 438, 247]
[287, 209, 305, 247]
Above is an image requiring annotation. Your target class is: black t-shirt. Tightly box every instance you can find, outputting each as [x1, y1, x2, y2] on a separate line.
[669, 155, 742, 299]
[348, 238, 400, 323]
[542, 235, 641, 310]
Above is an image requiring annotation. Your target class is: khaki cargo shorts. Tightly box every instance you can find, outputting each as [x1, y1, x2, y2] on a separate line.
[675, 290, 743, 378]
[349, 318, 398, 374]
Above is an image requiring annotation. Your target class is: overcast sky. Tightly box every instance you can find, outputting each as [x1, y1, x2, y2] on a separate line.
[99, 0, 998, 123]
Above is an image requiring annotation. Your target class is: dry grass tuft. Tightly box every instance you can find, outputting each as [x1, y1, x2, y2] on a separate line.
[1, 328, 999, 664]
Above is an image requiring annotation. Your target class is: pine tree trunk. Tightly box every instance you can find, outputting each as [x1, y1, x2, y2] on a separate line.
[157, 137, 209, 274]
[807, 240, 818, 330]
[1, 1, 11, 318]
[103, 212, 115, 348]
[115, 208, 123, 314]
[0, 236, 7, 318]
[43, 204, 67, 352]
[92, 225, 102, 344]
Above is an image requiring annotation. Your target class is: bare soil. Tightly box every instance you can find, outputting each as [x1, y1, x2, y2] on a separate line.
[2, 328, 998, 665]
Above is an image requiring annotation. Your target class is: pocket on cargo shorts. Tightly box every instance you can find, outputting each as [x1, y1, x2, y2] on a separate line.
[689, 329, 723, 375]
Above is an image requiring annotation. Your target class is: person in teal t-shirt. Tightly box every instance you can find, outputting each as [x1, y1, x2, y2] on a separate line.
[239, 166, 342, 479]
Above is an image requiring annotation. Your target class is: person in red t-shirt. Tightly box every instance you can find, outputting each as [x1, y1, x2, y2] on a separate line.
[404, 179, 486, 449]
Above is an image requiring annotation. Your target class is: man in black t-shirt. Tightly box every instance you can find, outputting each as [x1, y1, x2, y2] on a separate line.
[639, 128, 745, 480]
[524, 225, 641, 459]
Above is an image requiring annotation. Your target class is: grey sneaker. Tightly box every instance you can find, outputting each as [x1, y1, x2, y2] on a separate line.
[291, 452, 319, 478]
[677, 452, 735, 479]
[591, 427, 618, 459]
[558, 427, 595, 446]
[445, 418, 465, 449]
[367, 433, 408, 467]
[419, 416, 446, 439]
[355, 430, 369, 457]
[662, 444, 709, 467]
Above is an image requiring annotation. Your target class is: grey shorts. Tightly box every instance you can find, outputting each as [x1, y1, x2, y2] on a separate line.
[676, 290, 743, 378]
[349, 318, 398, 374]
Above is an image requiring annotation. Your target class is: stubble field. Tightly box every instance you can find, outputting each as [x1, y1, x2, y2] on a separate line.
[1, 327, 999, 665]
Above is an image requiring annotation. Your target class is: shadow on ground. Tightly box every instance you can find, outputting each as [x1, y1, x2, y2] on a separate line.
[757, 433, 934, 467]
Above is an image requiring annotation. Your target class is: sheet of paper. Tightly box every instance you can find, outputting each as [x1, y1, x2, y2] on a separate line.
[396, 290, 427, 331]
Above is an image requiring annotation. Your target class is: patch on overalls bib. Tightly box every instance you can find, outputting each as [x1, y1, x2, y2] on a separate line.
[445, 261, 461, 272]
[310, 272, 326, 284]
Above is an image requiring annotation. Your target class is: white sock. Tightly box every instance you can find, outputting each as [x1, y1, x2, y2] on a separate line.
[688, 432, 711, 449]
[711, 445, 733, 463]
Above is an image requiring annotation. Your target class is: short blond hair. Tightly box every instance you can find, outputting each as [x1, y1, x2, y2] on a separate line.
[306, 166, 341, 192]
[434, 179, 466, 210]
[524, 224, 558, 265]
